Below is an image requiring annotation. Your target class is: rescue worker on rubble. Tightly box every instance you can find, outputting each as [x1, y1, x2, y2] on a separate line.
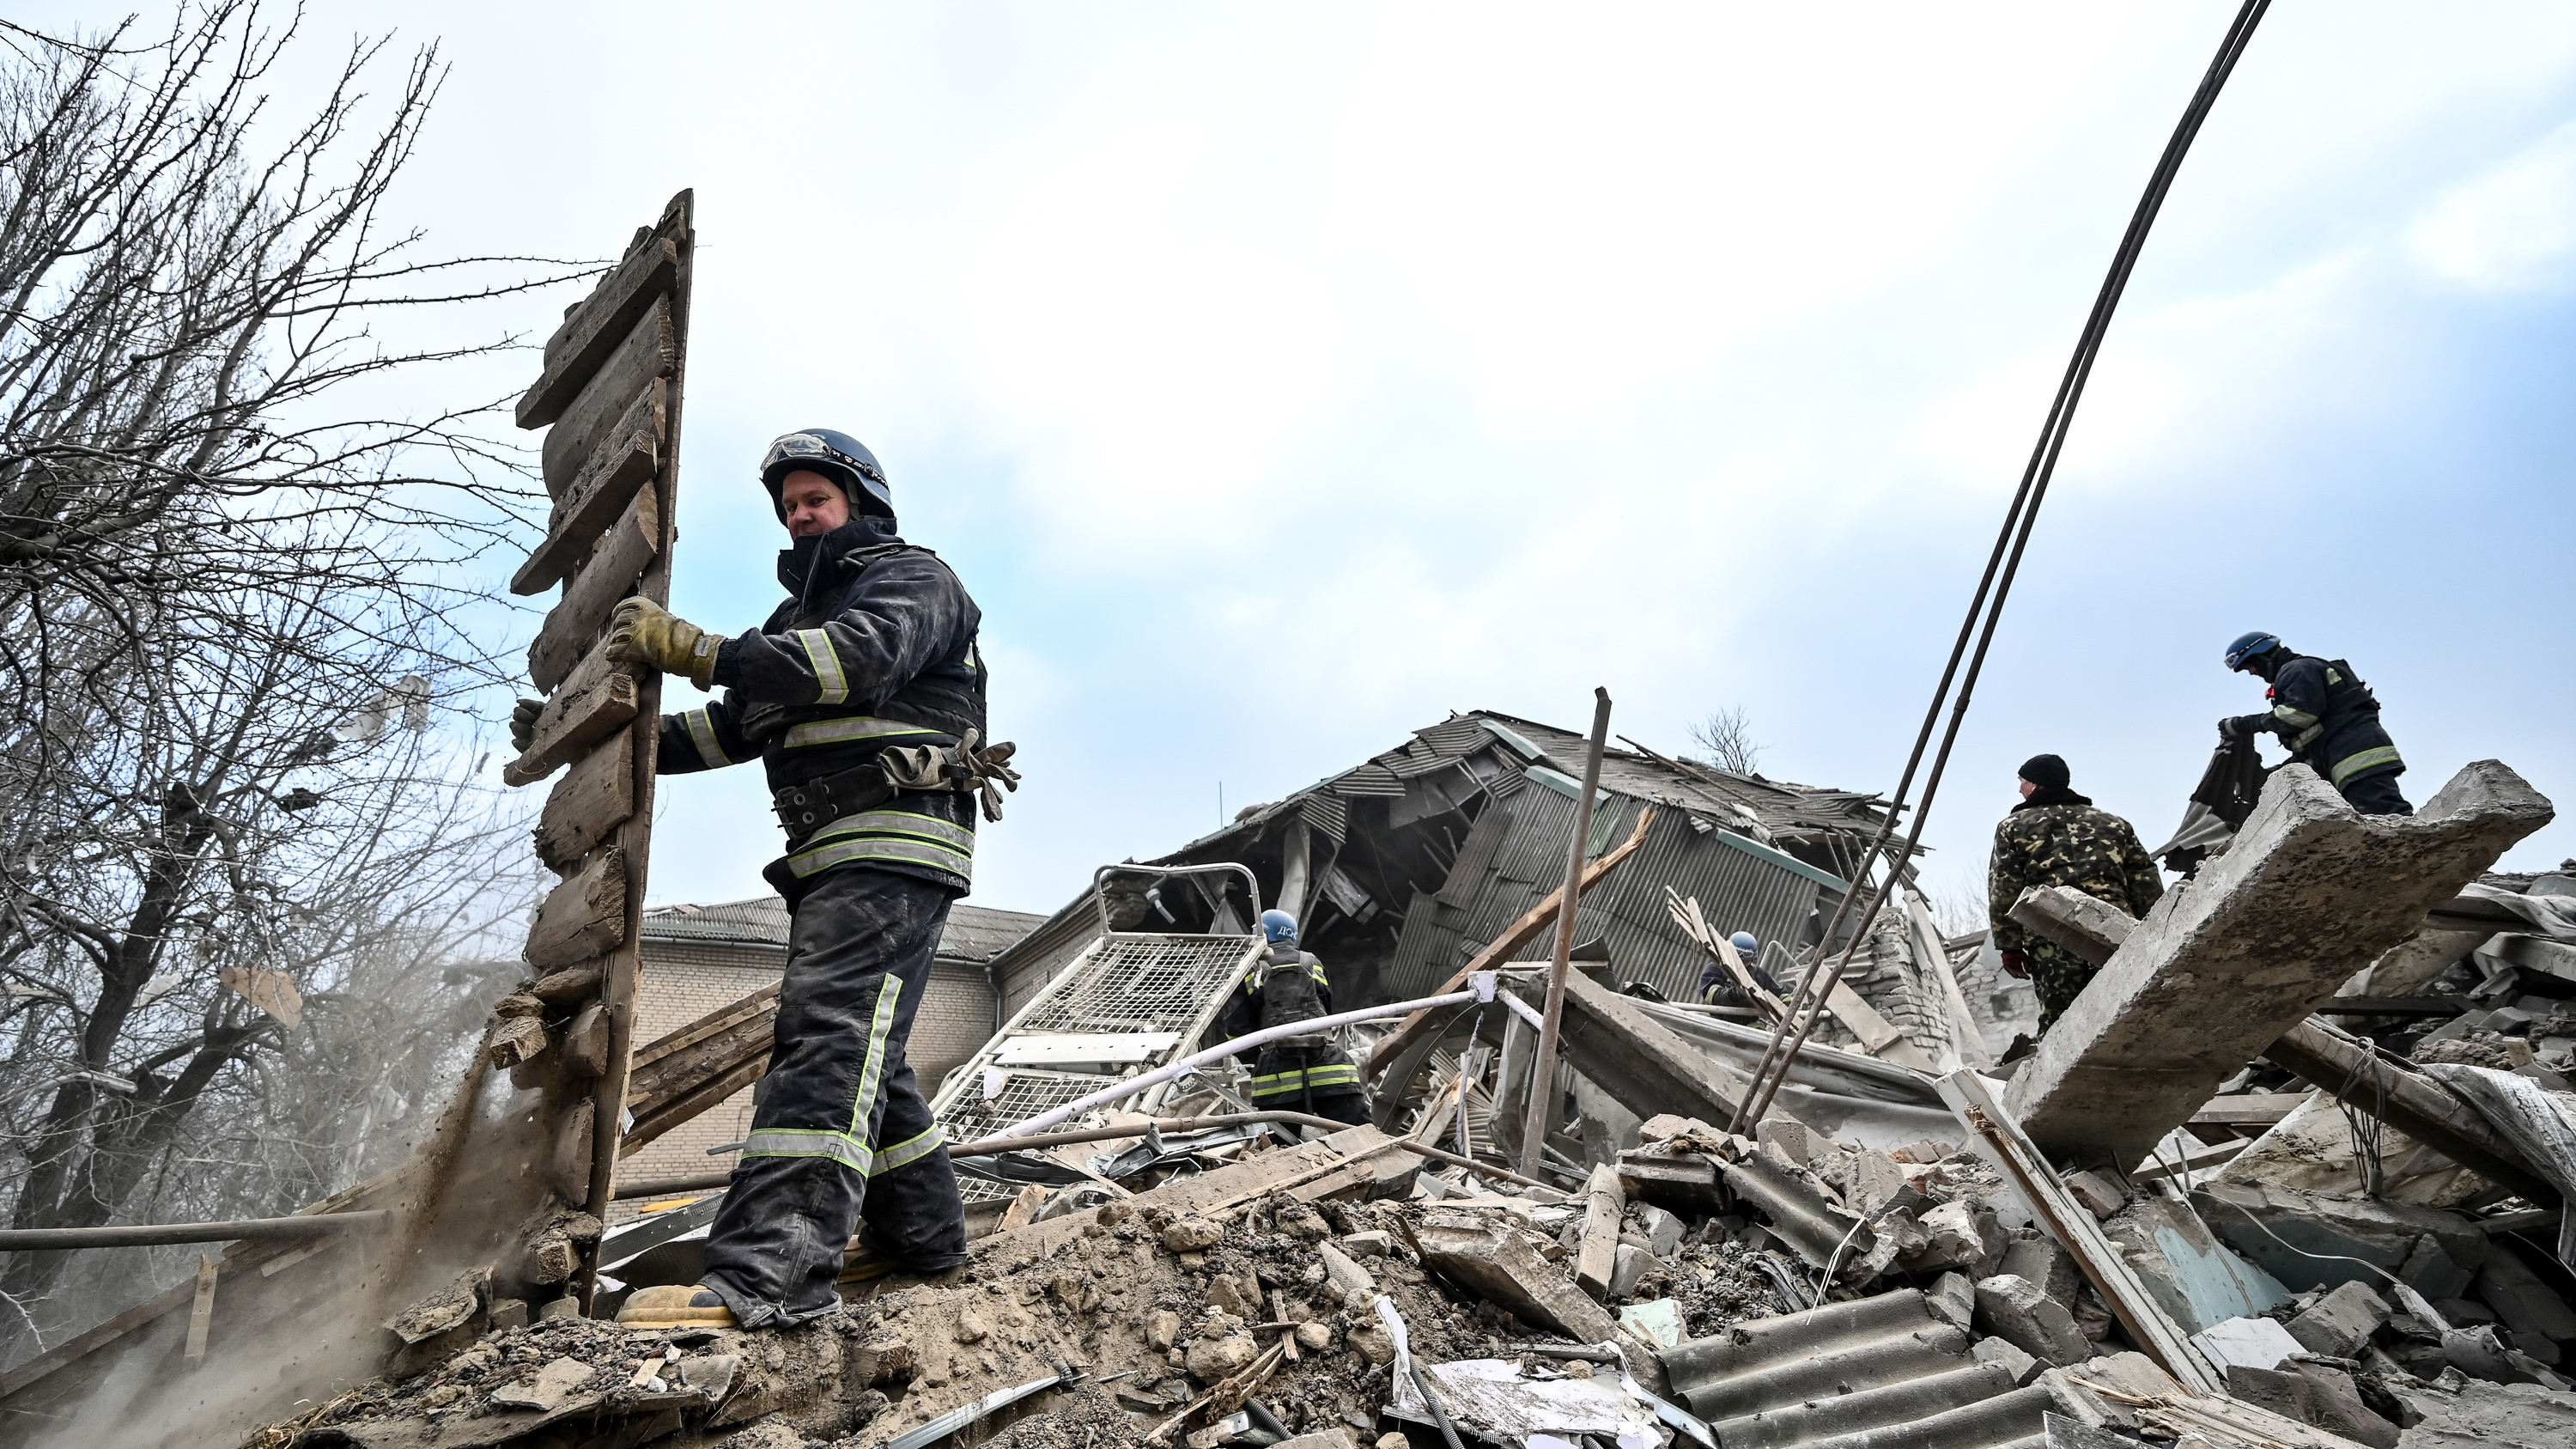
[1216, 910, 1369, 1125]
[511, 428, 1018, 1330]
[1698, 930, 1783, 1008]
[2219, 632, 2410, 817]
[1988, 754, 2163, 1035]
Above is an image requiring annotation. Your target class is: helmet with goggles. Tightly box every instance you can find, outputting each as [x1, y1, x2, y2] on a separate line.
[760, 428, 892, 520]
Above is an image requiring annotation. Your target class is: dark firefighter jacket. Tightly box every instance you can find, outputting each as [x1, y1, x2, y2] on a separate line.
[1698, 956, 1783, 1008]
[1215, 948, 1364, 1104]
[653, 515, 987, 893]
[2232, 654, 2403, 791]
[1988, 789, 2165, 959]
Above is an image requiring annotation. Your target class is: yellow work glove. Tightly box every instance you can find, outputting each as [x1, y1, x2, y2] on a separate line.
[605, 597, 725, 691]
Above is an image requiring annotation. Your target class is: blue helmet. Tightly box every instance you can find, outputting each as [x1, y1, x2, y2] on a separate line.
[1728, 931, 1759, 956]
[1261, 909, 1298, 944]
[2224, 631, 2281, 672]
[761, 428, 892, 521]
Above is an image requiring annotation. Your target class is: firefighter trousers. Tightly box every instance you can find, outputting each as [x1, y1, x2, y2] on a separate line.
[699, 865, 969, 1326]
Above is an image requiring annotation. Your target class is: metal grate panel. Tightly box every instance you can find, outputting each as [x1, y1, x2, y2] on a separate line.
[927, 930, 1265, 1202]
[1013, 935, 1259, 1034]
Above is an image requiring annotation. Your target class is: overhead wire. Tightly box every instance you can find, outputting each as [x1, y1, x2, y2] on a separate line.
[1731, 0, 2277, 1131]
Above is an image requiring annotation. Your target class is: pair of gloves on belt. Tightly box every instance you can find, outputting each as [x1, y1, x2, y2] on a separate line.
[510, 599, 721, 752]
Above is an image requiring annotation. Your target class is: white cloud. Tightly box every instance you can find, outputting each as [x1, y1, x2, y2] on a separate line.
[2407, 119, 2576, 291]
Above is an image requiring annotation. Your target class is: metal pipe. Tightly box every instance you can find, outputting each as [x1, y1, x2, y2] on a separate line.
[1520, 688, 1611, 1178]
[607, 1107, 1556, 1202]
[1732, 0, 2273, 1133]
[1000, 983, 1487, 1138]
[0, 1210, 387, 1251]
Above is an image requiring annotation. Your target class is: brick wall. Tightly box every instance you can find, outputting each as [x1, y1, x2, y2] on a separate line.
[613, 935, 995, 1200]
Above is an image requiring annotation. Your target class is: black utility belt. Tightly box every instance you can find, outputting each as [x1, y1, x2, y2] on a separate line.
[771, 765, 897, 843]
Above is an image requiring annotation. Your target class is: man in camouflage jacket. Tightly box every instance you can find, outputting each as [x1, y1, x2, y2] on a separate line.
[1988, 754, 2164, 1032]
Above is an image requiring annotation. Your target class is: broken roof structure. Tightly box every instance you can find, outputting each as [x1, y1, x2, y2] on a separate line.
[991, 709, 1924, 1008]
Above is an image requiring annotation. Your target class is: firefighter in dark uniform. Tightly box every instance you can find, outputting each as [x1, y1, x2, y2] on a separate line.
[1989, 754, 2165, 1033]
[1698, 930, 1783, 1008]
[568, 428, 1018, 1329]
[1216, 910, 1368, 1125]
[2220, 632, 2410, 817]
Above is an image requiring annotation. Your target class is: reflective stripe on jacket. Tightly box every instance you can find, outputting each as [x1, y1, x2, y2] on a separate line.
[2265, 654, 2403, 788]
[652, 515, 987, 891]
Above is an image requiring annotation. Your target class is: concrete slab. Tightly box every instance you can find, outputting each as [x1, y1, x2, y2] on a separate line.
[2004, 761, 2552, 1168]
[2188, 1315, 2302, 1373]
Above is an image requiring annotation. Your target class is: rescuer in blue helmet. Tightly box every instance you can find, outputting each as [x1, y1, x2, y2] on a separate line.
[562, 429, 1018, 1330]
[2219, 632, 2410, 816]
[1217, 908, 1369, 1125]
[1698, 930, 1783, 1008]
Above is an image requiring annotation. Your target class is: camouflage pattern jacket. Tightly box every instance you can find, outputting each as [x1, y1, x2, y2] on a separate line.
[1987, 792, 2165, 957]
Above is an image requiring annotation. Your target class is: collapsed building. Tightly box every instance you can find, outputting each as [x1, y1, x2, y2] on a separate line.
[11, 731, 2575, 1449]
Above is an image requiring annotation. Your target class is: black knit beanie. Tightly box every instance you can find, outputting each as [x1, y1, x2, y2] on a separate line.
[2018, 754, 2071, 791]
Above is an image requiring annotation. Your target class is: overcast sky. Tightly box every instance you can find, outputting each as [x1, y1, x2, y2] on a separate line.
[51, 2, 2576, 917]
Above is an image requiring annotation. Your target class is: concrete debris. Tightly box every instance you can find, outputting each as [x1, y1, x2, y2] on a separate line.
[2006, 759, 2552, 1169]
[2383, 1377, 2576, 1448]
[1973, 1274, 2093, 1368]
[2287, 1281, 2394, 1360]
[2191, 1313, 2306, 1372]
[203, 761, 2576, 1449]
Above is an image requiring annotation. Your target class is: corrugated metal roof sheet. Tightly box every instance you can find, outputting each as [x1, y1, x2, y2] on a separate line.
[640, 897, 1047, 964]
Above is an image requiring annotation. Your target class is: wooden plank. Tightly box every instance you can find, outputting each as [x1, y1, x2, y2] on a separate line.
[526, 480, 660, 694]
[534, 731, 635, 870]
[1906, 887, 1998, 1072]
[1936, 1069, 2225, 1396]
[526, 847, 628, 969]
[622, 985, 784, 1154]
[502, 642, 639, 787]
[2318, 995, 2477, 1019]
[1366, 807, 1658, 1081]
[2262, 1018, 2557, 1202]
[540, 295, 674, 497]
[1572, 1162, 1624, 1301]
[518, 238, 679, 429]
[511, 382, 662, 595]
[183, 1255, 218, 1366]
[2187, 1092, 2312, 1127]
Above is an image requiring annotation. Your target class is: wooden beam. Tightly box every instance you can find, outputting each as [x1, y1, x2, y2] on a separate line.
[2186, 1092, 2312, 1127]
[2262, 1018, 2557, 1202]
[526, 847, 628, 970]
[1572, 1162, 1623, 1301]
[518, 238, 678, 429]
[533, 731, 636, 871]
[1365, 807, 1657, 1081]
[540, 295, 675, 496]
[511, 383, 661, 596]
[1937, 1069, 2223, 1396]
[183, 1256, 217, 1367]
[621, 984, 784, 1154]
[502, 642, 640, 787]
[526, 480, 659, 694]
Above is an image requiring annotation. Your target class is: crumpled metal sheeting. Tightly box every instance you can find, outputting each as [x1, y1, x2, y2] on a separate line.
[1657, 1289, 2048, 1449]
[2419, 1062, 2576, 1265]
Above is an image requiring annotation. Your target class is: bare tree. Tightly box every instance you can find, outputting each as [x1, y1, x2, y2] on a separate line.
[1690, 705, 1765, 777]
[0, 4, 589, 1362]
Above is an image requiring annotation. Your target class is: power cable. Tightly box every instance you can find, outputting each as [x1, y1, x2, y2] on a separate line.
[1734, 0, 2277, 1129]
